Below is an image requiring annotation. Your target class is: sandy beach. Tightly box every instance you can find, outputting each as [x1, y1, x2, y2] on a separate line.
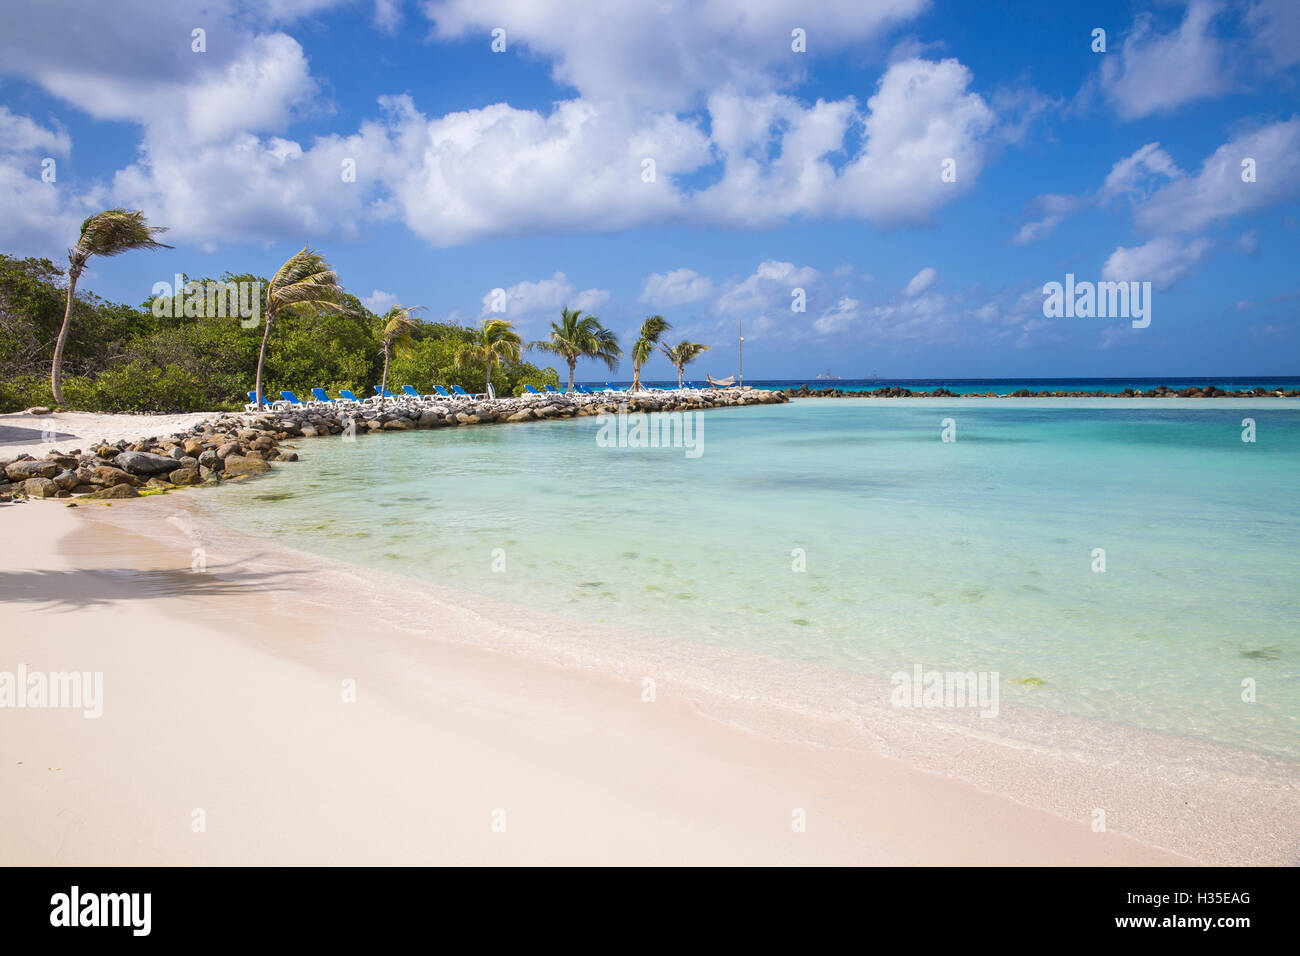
[0, 410, 221, 459]
[0, 495, 1201, 866]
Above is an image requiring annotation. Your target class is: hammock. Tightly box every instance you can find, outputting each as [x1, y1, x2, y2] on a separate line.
[706, 374, 736, 388]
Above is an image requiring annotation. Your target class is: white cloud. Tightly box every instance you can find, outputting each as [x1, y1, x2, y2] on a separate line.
[640, 269, 714, 308]
[1246, 0, 1300, 69]
[1100, 143, 1182, 202]
[715, 260, 819, 319]
[0, 109, 98, 254]
[904, 267, 937, 296]
[363, 289, 400, 313]
[1096, 1, 1234, 119]
[1134, 118, 1300, 234]
[374, 0, 404, 33]
[813, 296, 861, 334]
[696, 58, 996, 227]
[0, 2, 1002, 251]
[423, 0, 927, 110]
[480, 271, 609, 323]
[1102, 236, 1213, 290]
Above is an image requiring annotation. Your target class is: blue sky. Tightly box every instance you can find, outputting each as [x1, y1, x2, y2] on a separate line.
[1, 0, 1297, 380]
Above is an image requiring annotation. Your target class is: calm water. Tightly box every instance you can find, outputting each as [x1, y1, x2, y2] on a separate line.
[201, 399, 1300, 758]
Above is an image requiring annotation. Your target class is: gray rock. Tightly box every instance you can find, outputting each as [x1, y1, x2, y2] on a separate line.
[114, 451, 181, 476]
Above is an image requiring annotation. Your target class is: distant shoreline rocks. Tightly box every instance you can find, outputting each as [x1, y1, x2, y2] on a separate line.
[0, 388, 787, 504]
[784, 384, 1300, 398]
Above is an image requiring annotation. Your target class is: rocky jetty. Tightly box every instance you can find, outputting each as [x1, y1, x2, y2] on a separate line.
[786, 384, 1300, 399]
[0, 388, 787, 503]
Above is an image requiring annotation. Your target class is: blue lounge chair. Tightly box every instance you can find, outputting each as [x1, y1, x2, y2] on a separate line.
[280, 390, 308, 407]
[524, 385, 542, 396]
[604, 383, 625, 394]
[433, 385, 458, 401]
[244, 391, 273, 412]
[338, 389, 364, 405]
[311, 387, 337, 405]
[451, 384, 485, 400]
[544, 384, 561, 395]
[402, 385, 430, 401]
[373, 386, 397, 401]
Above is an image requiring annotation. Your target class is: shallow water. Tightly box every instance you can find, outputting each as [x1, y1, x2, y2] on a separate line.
[201, 398, 1300, 759]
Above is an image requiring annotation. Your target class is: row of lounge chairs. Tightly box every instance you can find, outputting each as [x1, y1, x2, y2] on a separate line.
[244, 382, 714, 412]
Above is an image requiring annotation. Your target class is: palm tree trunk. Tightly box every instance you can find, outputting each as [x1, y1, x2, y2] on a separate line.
[485, 359, 492, 395]
[380, 345, 390, 410]
[677, 366, 684, 387]
[254, 316, 273, 411]
[632, 363, 640, 392]
[50, 267, 81, 406]
[567, 358, 576, 392]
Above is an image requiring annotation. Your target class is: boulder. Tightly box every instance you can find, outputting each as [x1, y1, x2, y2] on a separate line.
[53, 470, 79, 491]
[5, 460, 58, 481]
[223, 455, 271, 477]
[382, 418, 412, 430]
[22, 477, 59, 498]
[169, 464, 201, 485]
[114, 451, 180, 476]
[85, 484, 140, 500]
[91, 465, 142, 487]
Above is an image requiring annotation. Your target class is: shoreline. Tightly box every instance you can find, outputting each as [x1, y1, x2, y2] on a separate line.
[0, 497, 1204, 865]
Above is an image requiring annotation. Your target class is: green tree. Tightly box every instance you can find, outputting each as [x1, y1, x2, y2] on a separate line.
[254, 246, 348, 410]
[660, 340, 710, 387]
[455, 318, 523, 396]
[532, 307, 621, 392]
[630, 314, 671, 392]
[378, 305, 422, 408]
[51, 210, 170, 404]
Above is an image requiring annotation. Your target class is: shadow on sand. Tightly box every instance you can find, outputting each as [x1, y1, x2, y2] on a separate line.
[0, 564, 309, 612]
[0, 423, 78, 446]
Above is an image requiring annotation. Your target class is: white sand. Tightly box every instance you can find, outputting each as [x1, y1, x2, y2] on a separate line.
[0, 410, 224, 459]
[0, 499, 1193, 866]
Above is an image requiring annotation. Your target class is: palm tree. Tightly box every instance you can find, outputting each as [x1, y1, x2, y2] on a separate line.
[378, 305, 423, 409]
[254, 246, 348, 410]
[532, 307, 622, 392]
[51, 209, 170, 404]
[455, 319, 523, 397]
[630, 315, 671, 392]
[660, 341, 711, 388]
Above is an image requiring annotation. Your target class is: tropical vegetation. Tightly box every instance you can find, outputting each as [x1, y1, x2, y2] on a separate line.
[532, 308, 622, 392]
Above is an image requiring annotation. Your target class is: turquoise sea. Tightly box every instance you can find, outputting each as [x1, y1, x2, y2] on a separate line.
[199, 398, 1300, 759]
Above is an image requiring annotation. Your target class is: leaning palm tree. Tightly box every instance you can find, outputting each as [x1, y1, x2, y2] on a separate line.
[455, 318, 523, 397]
[660, 341, 711, 388]
[378, 305, 423, 409]
[254, 245, 348, 410]
[531, 307, 622, 392]
[630, 315, 671, 392]
[51, 209, 171, 404]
